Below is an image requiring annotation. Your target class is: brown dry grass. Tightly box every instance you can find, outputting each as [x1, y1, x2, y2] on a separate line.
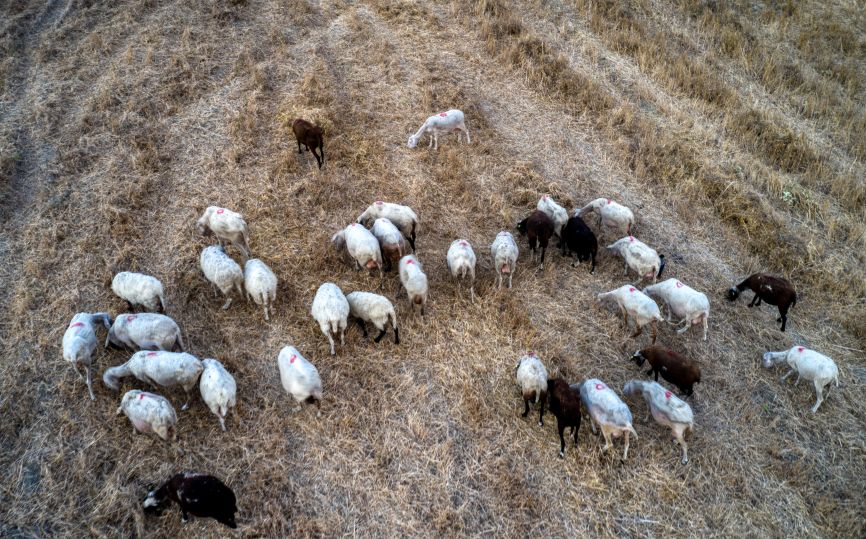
[1, 0, 865, 537]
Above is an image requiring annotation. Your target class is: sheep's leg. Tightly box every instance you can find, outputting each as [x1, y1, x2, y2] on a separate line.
[340, 327, 346, 346]
[702, 315, 708, 341]
[653, 369, 659, 382]
[618, 305, 628, 327]
[623, 261, 628, 275]
[748, 294, 759, 307]
[600, 426, 612, 453]
[811, 382, 825, 413]
[794, 373, 801, 386]
[428, 134, 433, 148]
[539, 245, 546, 269]
[589, 417, 598, 435]
[780, 368, 796, 383]
[496, 271, 502, 290]
[211, 283, 219, 298]
[650, 320, 658, 344]
[470, 283, 475, 303]
[181, 391, 191, 411]
[86, 364, 96, 401]
[374, 329, 387, 343]
[573, 422, 579, 446]
[557, 419, 567, 458]
[219, 416, 226, 432]
[433, 132, 439, 150]
[263, 302, 270, 322]
[622, 431, 631, 461]
[221, 297, 233, 310]
[630, 323, 643, 339]
[508, 271, 513, 289]
[522, 398, 530, 418]
[325, 332, 336, 356]
[778, 309, 788, 332]
[355, 318, 368, 338]
[674, 425, 689, 464]
[463, 126, 471, 144]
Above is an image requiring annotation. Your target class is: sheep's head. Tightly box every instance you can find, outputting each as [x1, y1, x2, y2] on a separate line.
[622, 381, 641, 397]
[516, 218, 528, 235]
[726, 286, 741, 301]
[142, 482, 171, 514]
[407, 135, 418, 148]
[762, 352, 784, 369]
[631, 350, 646, 366]
[331, 230, 346, 251]
[196, 219, 210, 236]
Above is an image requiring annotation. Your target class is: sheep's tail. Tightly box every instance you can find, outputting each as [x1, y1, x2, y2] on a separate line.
[388, 308, 398, 331]
[157, 293, 167, 313]
[329, 319, 340, 335]
[242, 226, 251, 255]
[657, 255, 666, 278]
[791, 295, 797, 310]
[103, 362, 130, 391]
[234, 277, 244, 298]
[627, 424, 638, 438]
[174, 331, 186, 353]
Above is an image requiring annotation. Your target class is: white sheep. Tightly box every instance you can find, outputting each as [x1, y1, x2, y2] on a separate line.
[370, 218, 407, 271]
[199, 358, 237, 431]
[346, 291, 399, 344]
[196, 206, 251, 258]
[597, 285, 664, 344]
[623, 380, 694, 464]
[102, 351, 203, 410]
[763, 346, 840, 413]
[407, 109, 471, 150]
[398, 255, 429, 315]
[105, 313, 185, 352]
[200, 245, 244, 310]
[642, 278, 710, 341]
[578, 379, 638, 461]
[244, 258, 278, 321]
[607, 236, 666, 284]
[576, 197, 635, 236]
[446, 239, 477, 302]
[111, 272, 166, 313]
[331, 223, 384, 280]
[277, 346, 323, 412]
[537, 195, 568, 238]
[515, 353, 548, 426]
[491, 231, 519, 289]
[116, 390, 178, 442]
[311, 283, 350, 355]
[357, 201, 419, 252]
[62, 312, 112, 401]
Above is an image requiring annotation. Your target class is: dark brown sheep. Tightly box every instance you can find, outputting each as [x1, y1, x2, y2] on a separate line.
[544, 378, 582, 458]
[516, 210, 555, 269]
[631, 346, 701, 396]
[143, 473, 237, 529]
[727, 273, 797, 331]
[292, 118, 324, 169]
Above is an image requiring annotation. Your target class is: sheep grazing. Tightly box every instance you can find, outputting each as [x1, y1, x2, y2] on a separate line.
[559, 216, 597, 274]
[311, 283, 350, 355]
[200, 245, 244, 310]
[491, 231, 519, 289]
[292, 118, 324, 169]
[446, 239, 477, 302]
[277, 346, 323, 411]
[623, 380, 694, 464]
[143, 473, 237, 529]
[62, 312, 112, 401]
[116, 390, 178, 442]
[244, 258, 278, 321]
[346, 291, 399, 344]
[331, 223, 383, 281]
[727, 273, 797, 332]
[607, 236, 666, 284]
[514, 353, 548, 426]
[103, 351, 203, 410]
[546, 378, 583, 458]
[763, 346, 840, 413]
[578, 379, 638, 461]
[631, 346, 701, 396]
[399, 255, 429, 315]
[105, 313, 185, 352]
[642, 278, 710, 340]
[111, 272, 166, 313]
[537, 195, 568, 237]
[597, 285, 664, 344]
[370, 218, 407, 271]
[199, 358, 237, 431]
[407, 109, 470, 150]
[576, 197, 635, 236]
[516, 210, 555, 269]
[357, 201, 419, 252]
[196, 206, 251, 258]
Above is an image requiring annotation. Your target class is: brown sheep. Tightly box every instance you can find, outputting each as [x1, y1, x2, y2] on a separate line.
[516, 210, 555, 269]
[727, 273, 796, 332]
[631, 346, 701, 396]
[292, 118, 324, 169]
[544, 378, 582, 458]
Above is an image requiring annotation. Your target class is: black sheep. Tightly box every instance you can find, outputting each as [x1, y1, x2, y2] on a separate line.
[558, 215, 597, 274]
[545, 378, 582, 458]
[143, 473, 237, 529]
[516, 210, 555, 268]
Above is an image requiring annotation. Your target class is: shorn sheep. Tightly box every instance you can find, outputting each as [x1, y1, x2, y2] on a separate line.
[607, 236, 666, 285]
[728, 273, 797, 332]
[559, 216, 597, 274]
[516, 210, 555, 269]
[357, 201, 419, 252]
[546, 378, 582, 458]
[103, 351, 203, 410]
[491, 231, 519, 289]
[62, 312, 112, 401]
[196, 206, 251, 258]
[144, 473, 238, 529]
[311, 283, 350, 355]
[631, 346, 701, 396]
[446, 239, 477, 302]
[515, 353, 548, 426]
[763, 346, 840, 413]
[332, 223, 384, 280]
[244, 258, 278, 321]
[576, 197, 634, 236]
[399, 255, 429, 315]
[277, 346, 323, 412]
[346, 291, 399, 344]
[642, 278, 710, 340]
[105, 313, 185, 352]
[623, 380, 694, 464]
[597, 285, 665, 344]
[116, 390, 178, 442]
[292, 118, 324, 169]
[537, 195, 568, 237]
[407, 109, 470, 150]
[371, 218, 407, 271]
[579, 379, 638, 461]
[111, 272, 166, 313]
[199, 358, 237, 431]
[200, 245, 244, 310]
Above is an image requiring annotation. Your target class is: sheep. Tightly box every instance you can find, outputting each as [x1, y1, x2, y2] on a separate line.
[514, 353, 548, 426]
[576, 197, 635, 236]
[311, 283, 350, 355]
[292, 118, 324, 169]
[331, 223, 384, 281]
[491, 231, 519, 289]
[545, 378, 582, 458]
[630, 346, 701, 396]
[597, 285, 665, 344]
[446, 239, 477, 302]
[111, 272, 166, 313]
[642, 278, 710, 340]
[398, 255, 429, 315]
[407, 109, 470, 150]
[536, 195, 568, 237]
[762, 346, 840, 413]
[277, 345, 323, 412]
[623, 380, 694, 464]
[371, 218, 407, 271]
[346, 291, 399, 344]
[244, 258, 277, 321]
[357, 201, 419, 252]
[116, 390, 178, 442]
[62, 312, 112, 401]
[196, 206, 251, 258]
[578, 379, 638, 461]
[103, 351, 203, 410]
[727, 273, 797, 332]
[199, 358, 237, 431]
[105, 313, 185, 352]
[200, 245, 244, 310]
[559, 216, 597, 274]
[143, 473, 237, 529]
[516, 210, 555, 269]
[607, 236, 666, 284]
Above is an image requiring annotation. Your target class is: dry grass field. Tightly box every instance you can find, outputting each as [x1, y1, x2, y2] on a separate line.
[1, 0, 865, 536]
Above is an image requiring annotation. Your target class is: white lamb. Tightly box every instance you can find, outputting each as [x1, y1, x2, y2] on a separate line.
[623, 380, 694, 464]
[537, 195, 568, 237]
[370, 218, 407, 271]
[277, 346, 323, 412]
[597, 285, 664, 344]
[357, 201, 419, 252]
[763, 346, 840, 413]
[116, 390, 178, 442]
[62, 312, 112, 401]
[200, 245, 244, 310]
[105, 313, 185, 352]
[607, 236, 666, 284]
[642, 278, 710, 340]
[346, 291, 399, 344]
[576, 197, 635, 236]
[102, 351, 203, 410]
[515, 353, 548, 426]
[447, 239, 477, 302]
[196, 206, 251, 258]
[111, 272, 166, 313]
[331, 223, 383, 280]
[199, 358, 237, 431]
[311, 283, 350, 355]
[578, 379, 638, 461]
[407, 109, 470, 150]
[491, 231, 519, 290]
[398, 255, 428, 315]
[244, 258, 278, 321]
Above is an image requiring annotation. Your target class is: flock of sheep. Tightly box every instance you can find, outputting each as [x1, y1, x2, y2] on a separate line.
[60, 108, 842, 528]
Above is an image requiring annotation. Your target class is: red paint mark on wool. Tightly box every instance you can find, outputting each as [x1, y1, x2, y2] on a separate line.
[147, 352, 157, 357]
[70, 322, 84, 328]
[607, 199, 612, 205]
[289, 354, 297, 364]
[439, 112, 448, 117]
[797, 346, 805, 352]
[629, 287, 636, 292]
[375, 201, 383, 205]
[406, 260, 414, 265]
[629, 236, 635, 242]
[139, 393, 145, 400]
[595, 383, 605, 391]
[126, 315, 136, 322]
[459, 241, 468, 247]
[216, 208, 225, 214]
[542, 195, 548, 200]
[665, 391, 672, 399]
[676, 282, 684, 288]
